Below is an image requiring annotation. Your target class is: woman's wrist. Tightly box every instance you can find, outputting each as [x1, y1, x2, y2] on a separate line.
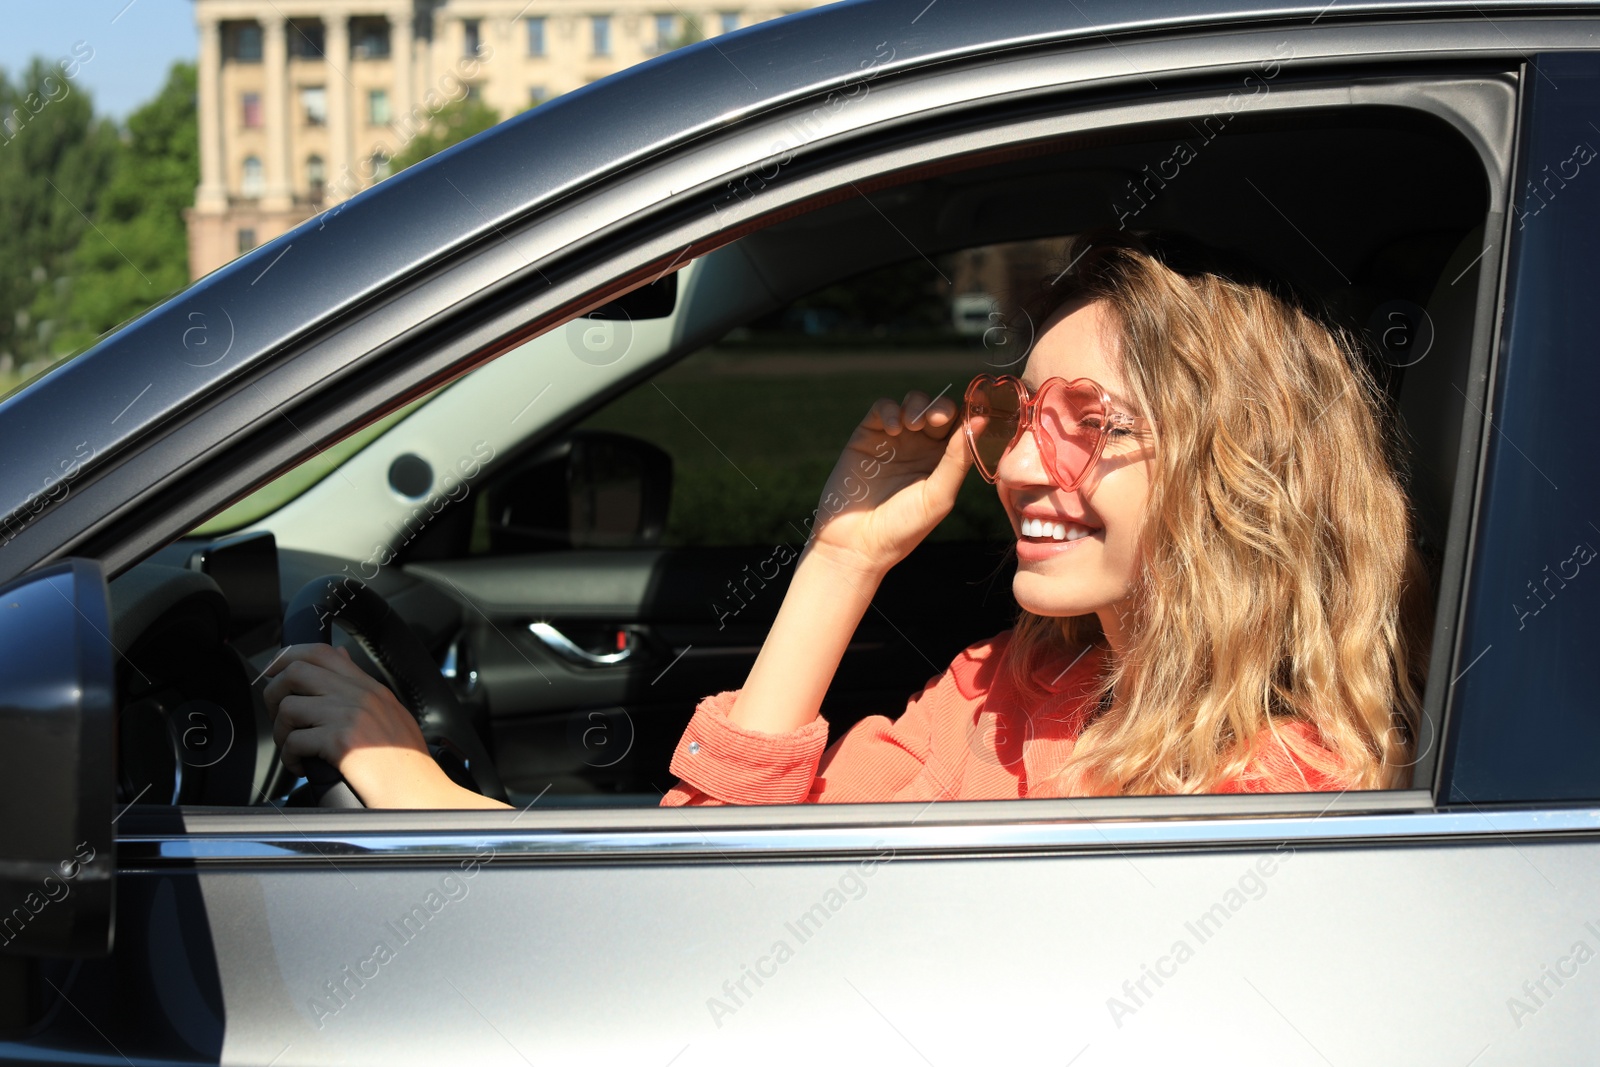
[797, 537, 893, 589]
[347, 747, 510, 809]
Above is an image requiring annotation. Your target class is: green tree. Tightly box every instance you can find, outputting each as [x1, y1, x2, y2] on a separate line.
[53, 61, 198, 356]
[0, 56, 117, 367]
[667, 16, 705, 50]
[391, 97, 502, 172]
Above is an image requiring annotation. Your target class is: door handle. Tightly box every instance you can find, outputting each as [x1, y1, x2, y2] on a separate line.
[527, 622, 634, 667]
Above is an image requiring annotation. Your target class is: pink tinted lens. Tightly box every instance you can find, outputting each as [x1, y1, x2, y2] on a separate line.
[1035, 380, 1105, 489]
[964, 378, 1022, 480]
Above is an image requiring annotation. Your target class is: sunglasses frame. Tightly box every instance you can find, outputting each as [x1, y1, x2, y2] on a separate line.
[962, 374, 1152, 492]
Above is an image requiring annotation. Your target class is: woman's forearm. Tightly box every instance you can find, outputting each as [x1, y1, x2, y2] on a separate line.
[726, 544, 886, 735]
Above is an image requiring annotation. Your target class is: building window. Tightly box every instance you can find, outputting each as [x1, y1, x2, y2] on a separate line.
[463, 18, 481, 57]
[300, 86, 327, 126]
[237, 228, 257, 254]
[591, 15, 611, 56]
[654, 14, 675, 50]
[233, 23, 263, 62]
[241, 156, 264, 198]
[370, 149, 392, 181]
[353, 18, 391, 59]
[241, 91, 262, 128]
[307, 155, 326, 199]
[529, 85, 548, 106]
[526, 16, 546, 56]
[464, 82, 482, 102]
[288, 21, 326, 58]
[719, 12, 739, 34]
[368, 88, 390, 125]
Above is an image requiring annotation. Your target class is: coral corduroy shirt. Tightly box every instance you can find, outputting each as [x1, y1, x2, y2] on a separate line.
[660, 630, 1342, 806]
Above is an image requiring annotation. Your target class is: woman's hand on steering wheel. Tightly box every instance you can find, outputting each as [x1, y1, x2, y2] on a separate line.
[263, 643, 497, 808]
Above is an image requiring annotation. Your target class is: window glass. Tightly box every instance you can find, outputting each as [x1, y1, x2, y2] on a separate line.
[463, 18, 481, 57]
[368, 88, 390, 125]
[655, 13, 675, 48]
[720, 12, 740, 34]
[241, 156, 264, 197]
[354, 18, 390, 59]
[306, 155, 325, 199]
[236, 228, 256, 254]
[234, 23, 263, 62]
[190, 400, 427, 536]
[527, 16, 546, 56]
[301, 86, 327, 126]
[241, 91, 262, 129]
[288, 21, 325, 58]
[569, 247, 1060, 548]
[592, 16, 611, 56]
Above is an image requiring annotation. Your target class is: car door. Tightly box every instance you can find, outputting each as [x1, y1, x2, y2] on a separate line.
[9, 15, 1600, 1067]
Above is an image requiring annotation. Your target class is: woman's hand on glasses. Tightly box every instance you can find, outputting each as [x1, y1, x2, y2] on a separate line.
[805, 389, 971, 579]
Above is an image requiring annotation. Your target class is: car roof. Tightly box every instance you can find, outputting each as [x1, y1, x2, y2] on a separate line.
[0, 0, 1589, 550]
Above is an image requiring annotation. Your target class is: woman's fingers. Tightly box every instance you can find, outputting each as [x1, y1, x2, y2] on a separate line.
[264, 657, 332, 721]
[926, 417, 975, 496]
[871, 397, 903, 435]
[279, 723, 338, 777]
[917, 395, 960, 439]
[868, 392, 961, 439]
[270, 642, 373, 686]
[270, 690, 349, 750]
[899, 390, 931, 431]
[263, 645, 382, 719]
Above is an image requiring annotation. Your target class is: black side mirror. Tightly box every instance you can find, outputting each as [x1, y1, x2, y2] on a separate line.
[0, 559, 115, 958]
[486, 431, 672, 552]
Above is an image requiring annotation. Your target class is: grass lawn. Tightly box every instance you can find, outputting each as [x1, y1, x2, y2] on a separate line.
[579, 346, 1014, 547]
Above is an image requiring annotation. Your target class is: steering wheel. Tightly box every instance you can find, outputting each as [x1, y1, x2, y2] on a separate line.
[281, 575, 507, 808]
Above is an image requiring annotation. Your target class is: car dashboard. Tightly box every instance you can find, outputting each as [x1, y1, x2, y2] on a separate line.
[109, 531, 469, 808]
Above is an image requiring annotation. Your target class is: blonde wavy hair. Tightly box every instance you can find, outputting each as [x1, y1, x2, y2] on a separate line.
[1006, 230, 1434, 794]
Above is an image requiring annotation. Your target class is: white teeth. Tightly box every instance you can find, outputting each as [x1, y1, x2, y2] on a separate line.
[1021, 518, 1094, 542]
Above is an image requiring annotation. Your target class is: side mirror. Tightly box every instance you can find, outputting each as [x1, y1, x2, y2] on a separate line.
[486, 431, 673, 552]
[0, 559, 115, 958]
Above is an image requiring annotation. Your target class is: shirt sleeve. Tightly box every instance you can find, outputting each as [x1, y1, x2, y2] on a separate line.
[659, 691, 831, 806]
[660, 673, 957, 807]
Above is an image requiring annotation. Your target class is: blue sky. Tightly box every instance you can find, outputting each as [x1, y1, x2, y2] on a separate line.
[0, 1, 197, 122]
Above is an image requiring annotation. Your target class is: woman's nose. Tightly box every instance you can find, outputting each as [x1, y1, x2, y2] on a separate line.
[994, 425, 1055, 490]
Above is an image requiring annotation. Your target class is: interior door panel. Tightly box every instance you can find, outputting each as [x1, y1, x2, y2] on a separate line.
[403, 542, 1018, 799]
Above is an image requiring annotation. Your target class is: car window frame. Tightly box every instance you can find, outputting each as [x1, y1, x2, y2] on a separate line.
[82, 26, 1575, 851]
[250, 73, 1517, 802]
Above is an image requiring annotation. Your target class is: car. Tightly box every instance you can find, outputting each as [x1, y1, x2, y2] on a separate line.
[3, 0, 1600, 1061]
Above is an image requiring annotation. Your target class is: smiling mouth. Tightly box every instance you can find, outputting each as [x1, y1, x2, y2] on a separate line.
[1019, 517, 1096, 543]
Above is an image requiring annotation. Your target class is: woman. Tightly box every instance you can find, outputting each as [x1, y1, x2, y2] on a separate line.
[264, 229, 1433, 807]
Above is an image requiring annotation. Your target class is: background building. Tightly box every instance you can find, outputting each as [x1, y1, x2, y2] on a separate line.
[186, 1, 821, 278]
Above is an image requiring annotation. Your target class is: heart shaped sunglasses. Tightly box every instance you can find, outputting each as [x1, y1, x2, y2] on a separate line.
[962, 375, 1152, 492]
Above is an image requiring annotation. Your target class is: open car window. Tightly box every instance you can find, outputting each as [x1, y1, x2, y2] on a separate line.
[120, 66, 1505, 814]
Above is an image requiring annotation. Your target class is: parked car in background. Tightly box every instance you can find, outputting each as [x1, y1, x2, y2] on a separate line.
[3, 0, 1600, 1062]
